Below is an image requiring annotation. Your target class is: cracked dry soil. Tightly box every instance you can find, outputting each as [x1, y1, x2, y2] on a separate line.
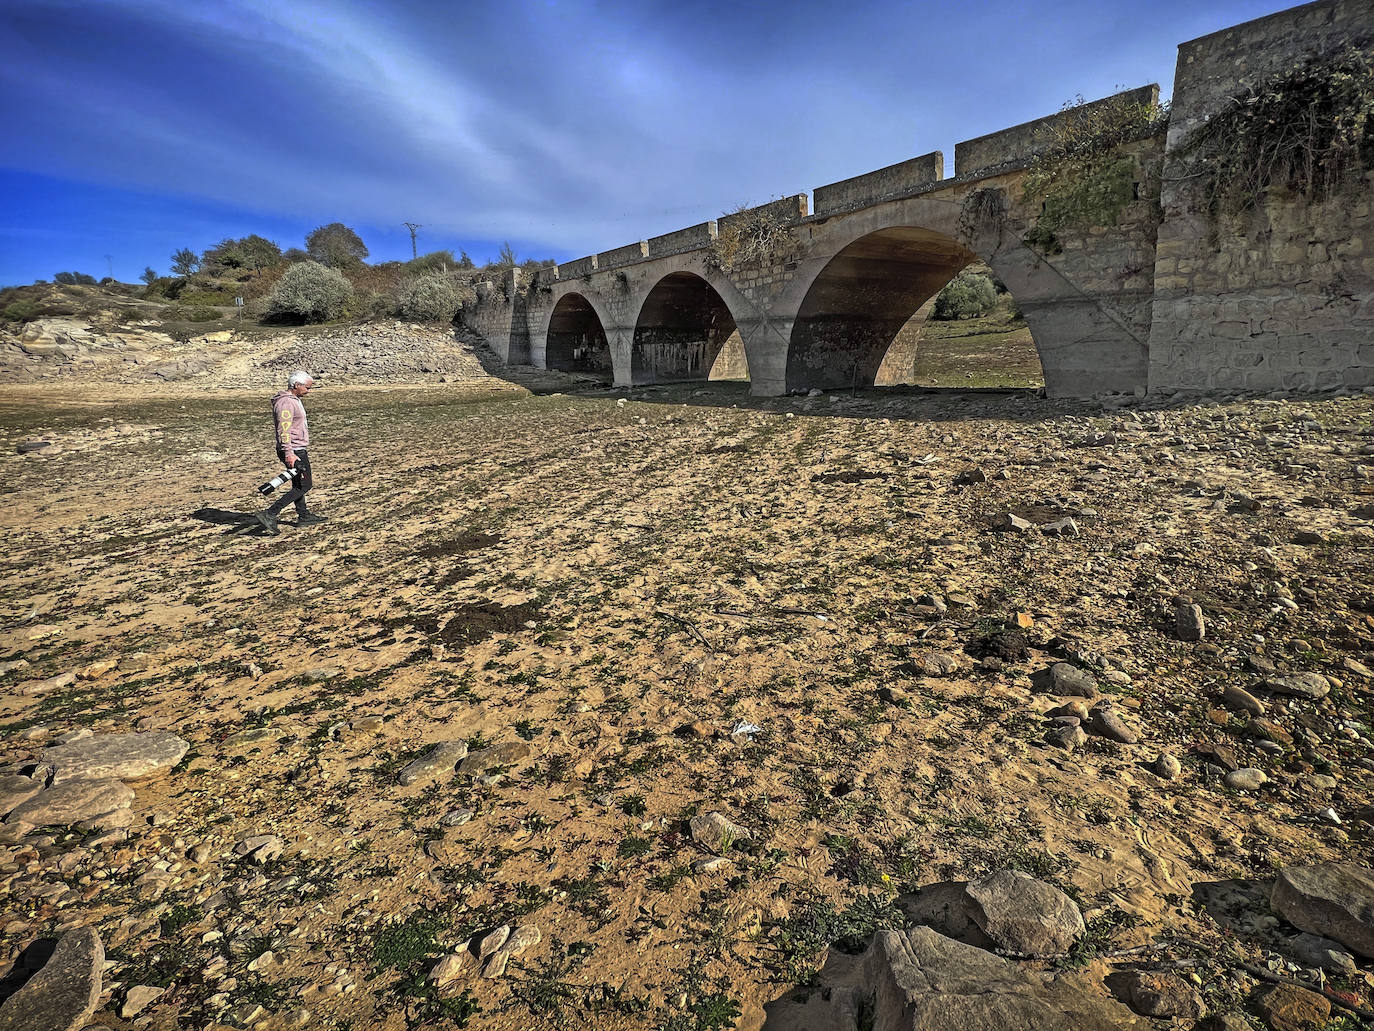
[1, 376, 1372, 1030]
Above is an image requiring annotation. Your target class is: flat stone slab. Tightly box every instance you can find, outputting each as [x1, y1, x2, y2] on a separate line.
[1272, 862, 1374, 958]
[0, 775, 42, 819]
[865, 927, 1149, 1030]
[7, 779, 134, 827]
[457, 741, 530, 775]
[45, 731, 188, 783]
[398, 740, 469, 786]
[0, 926, 104, 1031]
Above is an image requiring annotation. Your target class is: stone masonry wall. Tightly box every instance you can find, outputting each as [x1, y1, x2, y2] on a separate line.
[1148, 0, 1374, 392]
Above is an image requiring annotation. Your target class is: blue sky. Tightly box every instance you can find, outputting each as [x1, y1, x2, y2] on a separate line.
[0, 0, 1297, 286]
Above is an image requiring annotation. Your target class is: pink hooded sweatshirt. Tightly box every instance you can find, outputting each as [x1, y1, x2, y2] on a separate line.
[271, 390, 309, 459]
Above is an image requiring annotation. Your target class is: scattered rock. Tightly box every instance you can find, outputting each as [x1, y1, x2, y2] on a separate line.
[689, 811, 750, 853]
[1044, 724, 1087, 751]
[965, 869, 1085, 958]
[1289, 932, 1358, 975]
[1175, 604, 1206, 642]
[994, 513, 1033, 533]
[427, 952, 467, 987]
[1107, 970, 1204, 1019]
[1261, 673, 1330, 700]
[397, 741, 469, 786]
[1271, 862, 1374, 957]
[1030, 663, 1098, 699]
[43, 732, 189, 783]
[232, 834, 284, 864]
[1151, 753, 1182, 780]
[119, 985, 164, 1019]
[476, 926, 510, 958]
[1221, 684, 1266, 715]
[0, 926, 103, 1031]
[1087, 706, 1138, 744]
[1250, 982, 1331, 1031]
[1225, 768, 1268, 791]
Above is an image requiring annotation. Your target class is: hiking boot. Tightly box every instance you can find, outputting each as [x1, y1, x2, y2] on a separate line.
[254, 512, 280, 535]
[296, 512, 329, 526]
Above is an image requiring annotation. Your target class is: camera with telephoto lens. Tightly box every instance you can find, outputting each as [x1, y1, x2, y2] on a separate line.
[257, 467, 300, 496]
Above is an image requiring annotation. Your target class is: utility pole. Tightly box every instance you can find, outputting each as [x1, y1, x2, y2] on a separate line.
[402, 222, 422, 260]
[104, 254, 113, 279]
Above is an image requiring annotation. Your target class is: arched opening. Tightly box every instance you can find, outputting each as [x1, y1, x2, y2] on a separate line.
[787, 227, 1043, 392]
[546, 293, 611, 377]
[631, 272, 747, 385]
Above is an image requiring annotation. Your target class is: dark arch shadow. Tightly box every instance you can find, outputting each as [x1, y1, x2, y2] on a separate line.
[631, 272, 748, 386]
[786, 226, 1042, 393]
[546, 292, 612, 380]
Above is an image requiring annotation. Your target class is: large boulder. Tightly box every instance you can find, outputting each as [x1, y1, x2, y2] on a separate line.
[865, 927, 1148, 1030]
[1271, 863, 1374, 957]
[0, 927, 103, 1031]
[965, 870, 1085, 958]
[44, 731, 189, 783]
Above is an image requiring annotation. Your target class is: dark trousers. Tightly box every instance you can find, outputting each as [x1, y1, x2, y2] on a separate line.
[267, 448, 313, 516]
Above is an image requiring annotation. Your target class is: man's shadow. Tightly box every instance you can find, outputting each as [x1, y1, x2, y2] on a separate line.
[190, 507, 272, 536]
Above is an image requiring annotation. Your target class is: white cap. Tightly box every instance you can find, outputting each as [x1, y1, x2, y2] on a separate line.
[288, 371, 313, 387]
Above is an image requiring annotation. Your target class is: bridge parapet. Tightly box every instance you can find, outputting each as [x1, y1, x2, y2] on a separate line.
[719, 194, 809, 231]
[648, 221, 718, 259]
[953, 84, 1159, 176]
[558, 254, 598, 279]
[813, 152, 944, 216]
[597, 240, 649, 269]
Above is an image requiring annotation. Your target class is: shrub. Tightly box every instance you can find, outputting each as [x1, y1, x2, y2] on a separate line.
[932, 271, 998, 320]
[180, 290, 234, 306]
[2, 299, 39, 323]
[53, 271, 97, 286]
[164, 303, 221, 323]
[266, 261, 353, 322]
[1180, 44, 1374, 220]
[406, 250, 458, 275]
[397, 273, 476, 322]
[282, 247, 310, 263]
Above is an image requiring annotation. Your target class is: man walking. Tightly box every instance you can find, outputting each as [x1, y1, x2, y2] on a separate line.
[255, 371, 327, 535]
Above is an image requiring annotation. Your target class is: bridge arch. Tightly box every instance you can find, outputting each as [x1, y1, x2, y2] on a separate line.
[545, 291, 613, 378]
[785, 223, 1039, 392]
[631, 272, 748, 385]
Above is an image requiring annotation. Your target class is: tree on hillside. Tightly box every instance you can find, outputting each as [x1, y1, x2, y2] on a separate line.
[140, 267, 158, 286]
[54, 271, 97, 285]
[497, 241, 517, 268]
[203, 234, 283, 275]
[306, 223, 368, 268]
[171, 248, 200, 277]
[202, 237, 246, 272]
[238, 235, 282, 273]
[282, 247, 310, 263]
[458, 249, 475, 270]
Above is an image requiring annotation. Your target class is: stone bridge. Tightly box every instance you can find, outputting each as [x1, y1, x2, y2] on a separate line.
[466, 0, 1374, 398]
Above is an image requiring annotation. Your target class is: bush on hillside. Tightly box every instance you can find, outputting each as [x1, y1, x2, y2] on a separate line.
[932, 271, 997, 321]
[407, 250, 458, 274]
[397, 273, 476, 322]
[2, 299, 39, 323]
[266, 261, 353, 322]
[54, 271, 98, 286]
